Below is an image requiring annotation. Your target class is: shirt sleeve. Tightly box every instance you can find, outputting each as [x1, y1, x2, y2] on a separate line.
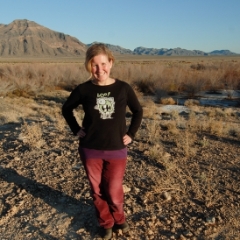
[62, 86, 82, 135]
[126, 84, 143, 139]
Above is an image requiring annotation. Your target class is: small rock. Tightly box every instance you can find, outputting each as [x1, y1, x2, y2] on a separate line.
[123, 185, 131, 193]
[85, 192, 90, 198]
[206, 216, 216, 225]
[77, 228, 85, 233]
[72, 164, 81, 170]
[217, 216, 223, 223]
[162, 191, 172, 201]
[134, 187, 140, 193]
[148, 229, 154, 235]
[166, 220, 171, 225]
[163, 152, 171, 158]
[179, 234, 187, 240]
[184, 231, 193, 237]
[143, 150, 149, 155]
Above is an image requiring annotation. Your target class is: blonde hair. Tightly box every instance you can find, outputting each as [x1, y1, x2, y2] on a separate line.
[85, 43, 115, 74]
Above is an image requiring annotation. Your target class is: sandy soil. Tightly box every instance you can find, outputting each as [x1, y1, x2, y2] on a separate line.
[0, 92, 240, 240]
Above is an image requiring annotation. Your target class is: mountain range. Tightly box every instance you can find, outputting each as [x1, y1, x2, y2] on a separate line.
[0, 19, 238, 57]
[0, 19, 86, 57]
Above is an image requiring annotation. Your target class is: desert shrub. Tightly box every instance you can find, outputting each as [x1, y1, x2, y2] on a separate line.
[228, 127, 239, 137]
[0, 67, 4, 78]
[177, 68, 208, 96]
[222, 68, 240, 90]
[187, 111, 197, 130]
[179, 82, 197, 97]
[1, 58, 240, 98]
[170, 110, 180, 120]
[19, 122, 45, 149]
[178, 76, 206, 97]
[184, 99, 200, 107]
[57, 116, 68, 132]
[208, 119, 224, 136]
[57, 79, 81, 92]
[161, 121, 179, 134]
[190, 63, 206, 70]
[223, 108, 236, 117]
[203, 71, 224, 91]
[175, 131, 193, 156]
[141, 99, 157, 119]
[0, 112, 20, 125]
[159, 97, 176, 105]
[134, 79, 156, 95]
[148, 143, 164, 161]
[160, 66, 185, 92]
[146, 119, 161, 142]
[6, 89, 36, 98]
[155, 88, 168, 101]
[214, 108, 227, 119]
[0, 63, 88, 96]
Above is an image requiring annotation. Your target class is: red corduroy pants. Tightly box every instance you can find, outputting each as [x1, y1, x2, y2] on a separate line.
[79, 152, 127, 229]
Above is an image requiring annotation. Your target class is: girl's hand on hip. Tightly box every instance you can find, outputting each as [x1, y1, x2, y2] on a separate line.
[123, 134, 132, 145]
[77, 128, 86, 138]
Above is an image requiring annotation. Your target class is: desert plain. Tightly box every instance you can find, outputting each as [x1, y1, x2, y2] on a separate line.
[0, 55, 240, 240]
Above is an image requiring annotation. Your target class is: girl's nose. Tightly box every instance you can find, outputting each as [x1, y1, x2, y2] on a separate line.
[95, 65, 101, 71]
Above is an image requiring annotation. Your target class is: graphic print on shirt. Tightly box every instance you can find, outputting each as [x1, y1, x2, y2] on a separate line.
[94, 92, 115, 119]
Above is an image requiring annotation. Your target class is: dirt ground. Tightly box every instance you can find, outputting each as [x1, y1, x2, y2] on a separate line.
[0, 92, 240, 240]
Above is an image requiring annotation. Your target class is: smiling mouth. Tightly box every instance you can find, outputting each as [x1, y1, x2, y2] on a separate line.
[96, 73, 106, 77]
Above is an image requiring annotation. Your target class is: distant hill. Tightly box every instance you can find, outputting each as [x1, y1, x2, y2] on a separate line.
[87, 42, 133, 55]
[87, 45, 238, 56]
[133, 47, 238, 56]
[0, 19, 238, 57]
[0, 19, 86, 57]
[133, 47, 209, 56]
[208, 50, 237, 56]
[87, 44, 238, 56]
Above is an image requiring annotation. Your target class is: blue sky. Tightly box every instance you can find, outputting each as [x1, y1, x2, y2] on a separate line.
[1, 0, 240, 53]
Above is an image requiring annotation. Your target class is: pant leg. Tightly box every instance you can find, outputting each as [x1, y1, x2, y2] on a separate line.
[79, 156, 114, 228]
[79, 150, 127, 228]
[102, 158, 127, 225]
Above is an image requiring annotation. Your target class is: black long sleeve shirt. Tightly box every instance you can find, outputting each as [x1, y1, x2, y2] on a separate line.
[62, 79, 143, 150]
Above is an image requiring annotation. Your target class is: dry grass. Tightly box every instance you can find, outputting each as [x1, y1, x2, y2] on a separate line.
[18, 121, 45, 149]
[184, 99, 200, 107]
[1, 91, 240, 239]
[1, 56, 240, 239]
[0, 63, 89, 96]
[159, 97, 176, 105]
[1, 56, 240, 97]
